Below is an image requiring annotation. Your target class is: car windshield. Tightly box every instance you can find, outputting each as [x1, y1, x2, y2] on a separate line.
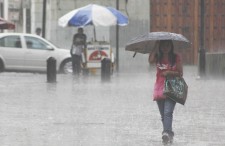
[46, 39, 60, 48]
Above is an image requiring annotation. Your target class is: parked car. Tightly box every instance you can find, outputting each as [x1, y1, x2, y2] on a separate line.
[0, 33, 72, 73]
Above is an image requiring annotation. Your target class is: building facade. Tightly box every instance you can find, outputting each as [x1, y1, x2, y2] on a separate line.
[150, 0, 225, 65]
[1, 0, 149, 47]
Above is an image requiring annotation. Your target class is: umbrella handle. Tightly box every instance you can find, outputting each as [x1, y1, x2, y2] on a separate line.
[133, 52, 137, 58]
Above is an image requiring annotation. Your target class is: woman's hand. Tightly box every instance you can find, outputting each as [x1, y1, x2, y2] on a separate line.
[161, 71, 170, 77]
[161, 70, 182, 77]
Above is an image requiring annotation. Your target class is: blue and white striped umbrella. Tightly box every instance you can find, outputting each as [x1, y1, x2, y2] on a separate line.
[58, 4, 128, 27]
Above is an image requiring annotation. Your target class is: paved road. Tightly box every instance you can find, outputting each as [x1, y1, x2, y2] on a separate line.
[0, 66, 224, 146]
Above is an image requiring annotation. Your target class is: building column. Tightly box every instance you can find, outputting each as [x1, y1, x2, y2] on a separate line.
[3, 0, 8, 19]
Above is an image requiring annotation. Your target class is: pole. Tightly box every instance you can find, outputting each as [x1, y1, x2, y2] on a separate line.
[42, 0, 47, 38]
[3, 0, 8, 33]
[116, 0, 119, 72]
[93, 26, 97, 41]
[198, 0, 206, 77]
[0, 3, 3, 17]
[3, 0, 8, 19]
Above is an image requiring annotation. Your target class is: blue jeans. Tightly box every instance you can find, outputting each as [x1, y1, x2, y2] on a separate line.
[157, 98, 176, 135]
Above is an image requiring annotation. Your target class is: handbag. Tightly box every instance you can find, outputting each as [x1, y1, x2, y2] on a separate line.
[163, 76, 188, 105]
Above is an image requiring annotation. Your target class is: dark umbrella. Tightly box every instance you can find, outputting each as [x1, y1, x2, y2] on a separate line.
[0, 17, 15, 30]
[125, 32, 191, 55]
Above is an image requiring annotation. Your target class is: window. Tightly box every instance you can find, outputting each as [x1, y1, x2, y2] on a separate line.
[0, 36, 22, 48]
[24, 36, 50, 50]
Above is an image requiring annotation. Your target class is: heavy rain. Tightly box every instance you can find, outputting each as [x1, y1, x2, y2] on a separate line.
[1, 0, 225, 146]
[0, 51, 225, 146]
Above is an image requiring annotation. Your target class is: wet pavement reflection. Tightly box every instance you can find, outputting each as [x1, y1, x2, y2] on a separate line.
[0, 65, 224, 146]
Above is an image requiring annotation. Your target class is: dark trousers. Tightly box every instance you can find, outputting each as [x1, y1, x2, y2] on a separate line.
[72, 54, 82, 75]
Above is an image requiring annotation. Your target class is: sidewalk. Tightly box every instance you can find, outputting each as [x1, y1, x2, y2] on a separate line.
[0, 66, 224, 146]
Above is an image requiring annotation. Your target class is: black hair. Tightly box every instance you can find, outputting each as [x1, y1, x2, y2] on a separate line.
[156, 40, 176, 67]
[78, 28, 83, 31]
[36, 27, 41, 32]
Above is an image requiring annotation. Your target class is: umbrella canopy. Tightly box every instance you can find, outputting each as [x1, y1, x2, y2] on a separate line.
[125, 32, 191, 54]
[58, 4, 128, 27]
[0, 17, 15, 30]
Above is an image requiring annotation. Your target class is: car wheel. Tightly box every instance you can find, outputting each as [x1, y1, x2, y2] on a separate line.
[0, 60, 4, 72]
[60, 59, 72, 74]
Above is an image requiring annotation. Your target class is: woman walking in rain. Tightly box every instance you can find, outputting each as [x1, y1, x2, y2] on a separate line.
[148, 40, 183, 144]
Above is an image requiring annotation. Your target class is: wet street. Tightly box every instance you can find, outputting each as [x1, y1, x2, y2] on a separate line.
[0, 65, 225, 146]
